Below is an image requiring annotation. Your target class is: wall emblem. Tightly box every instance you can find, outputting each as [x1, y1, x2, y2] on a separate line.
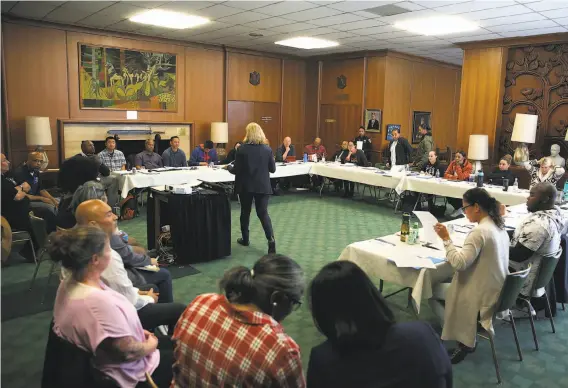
[337, 74, 347, 89]
[249, 71, 260, 86]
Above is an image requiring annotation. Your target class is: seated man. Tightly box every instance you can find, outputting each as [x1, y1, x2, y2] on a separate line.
[98, 136, 126, 172]
[509, 182, 566, 298]
[342, 143, 368, 198]
[13, 152, 59, 219]
[162, 136, 187, 167]
[75, 199, 185, 334]
[304, 137, 327, 161]
[135, 139, 163, 170]
[189, 140, 219, 166]
[275, 137, 295, 162]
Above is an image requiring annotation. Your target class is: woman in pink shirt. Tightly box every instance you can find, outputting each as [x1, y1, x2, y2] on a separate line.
[48, 226, 165, 387]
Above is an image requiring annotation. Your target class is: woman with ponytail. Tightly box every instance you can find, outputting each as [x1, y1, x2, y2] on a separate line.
[172, 254, 306, 387]
[430, 188, 509, 364]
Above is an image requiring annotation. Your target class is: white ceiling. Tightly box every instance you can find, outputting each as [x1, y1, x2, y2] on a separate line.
[2, 1, 568, 65]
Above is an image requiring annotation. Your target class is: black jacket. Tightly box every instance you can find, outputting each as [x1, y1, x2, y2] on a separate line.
[275, 144, 296, 162]
[1, 173, 32, 231]
[387, 137, 413, 166]
[487, 168, 515, 186]
[58, 154, 109, 193]
[229, 143, 276, 194]
[354, 135, 372, 152]
[221, 148, 238, 164]
[345, 149, 368, 167]
[422, 160, 446, 177]
[333, 149, 350, 163]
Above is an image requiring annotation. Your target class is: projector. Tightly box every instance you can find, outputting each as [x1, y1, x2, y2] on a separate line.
[168, 185, 193, 194]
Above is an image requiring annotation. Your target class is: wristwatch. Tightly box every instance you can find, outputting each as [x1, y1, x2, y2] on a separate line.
[443, 239, 453, 248]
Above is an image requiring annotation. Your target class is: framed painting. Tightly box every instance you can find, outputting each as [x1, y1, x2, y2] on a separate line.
[412, 111, 431, 144]
[79, 44, 177, 112]
[385, 124, 400, 141]
[364, 109, 381, 133]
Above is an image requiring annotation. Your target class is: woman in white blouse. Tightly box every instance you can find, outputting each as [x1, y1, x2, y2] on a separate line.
[430, 188, 510, 364]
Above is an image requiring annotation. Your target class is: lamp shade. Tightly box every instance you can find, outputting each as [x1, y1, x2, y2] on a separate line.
[211, 122, 228, 143]
[511, 113, 537, 143]
[468, 134, 488, 161]
[25, 116, 52, 146]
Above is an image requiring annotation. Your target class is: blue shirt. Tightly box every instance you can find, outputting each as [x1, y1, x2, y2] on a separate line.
[162, 147, 187, 167]
[188, 147, 219, 166]
[134, 151, 163, 169]
[13, 164, 41, 195]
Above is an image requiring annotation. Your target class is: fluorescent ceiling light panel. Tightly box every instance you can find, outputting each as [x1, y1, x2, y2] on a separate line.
[394, 15, 478, 36]
[275, 37, 339, 49]
[129, 10, 210, 29]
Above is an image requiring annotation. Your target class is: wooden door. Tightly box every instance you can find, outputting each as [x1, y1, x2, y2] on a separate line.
[253, 102, 280, 151]
[319, 104, 362, 156]
[227, 101, 254, 148]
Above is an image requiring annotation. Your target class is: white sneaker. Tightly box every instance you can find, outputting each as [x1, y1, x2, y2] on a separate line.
[511, 306, 536, 319]
[156, 325, 168, 336]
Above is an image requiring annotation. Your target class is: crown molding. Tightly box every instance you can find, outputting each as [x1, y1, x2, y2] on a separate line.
[457, 32, 568, 50]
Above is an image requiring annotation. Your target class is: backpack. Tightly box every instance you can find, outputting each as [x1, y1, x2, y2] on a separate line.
[119, 194, 136, 220]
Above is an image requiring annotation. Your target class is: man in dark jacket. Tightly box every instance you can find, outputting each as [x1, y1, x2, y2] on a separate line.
[386, 129, 413, 172]
[342, 143, 369, 198]
[354, 126, 372, 162]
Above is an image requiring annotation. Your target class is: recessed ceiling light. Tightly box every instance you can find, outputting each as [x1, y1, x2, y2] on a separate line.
[129, 9, 210, 29]
[275, 37, 339, 50]
[394, 15, 478, 36]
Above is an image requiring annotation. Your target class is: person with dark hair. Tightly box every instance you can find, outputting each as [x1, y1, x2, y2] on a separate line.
[444, 151, 474, 212]
[48, 226, 171, 387]
[385, 129, 413, 173]
[135, 139, 163, 170]
[431, 188, 509, 364]
[172, 254, 306, 387]
[307, 261, 452, 388]
[509, 182, 566, 298]
[228, 123, 277, 254]
[354, 126, 372, 161]
[487, 154, 515, 186]
[189, 139, 219, 166]
[221, 141, 242, 164]
[162, 136, 187, 167]
[422, 150, 445, 177]
[342, 142, 368, 198]
[98, 137, 126, 172]
[411, 125, 434, 170]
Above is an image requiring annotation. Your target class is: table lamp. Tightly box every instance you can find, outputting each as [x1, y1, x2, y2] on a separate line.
[211, 122, 228, 158]
[511, 113, 537, 165]
[467, 134, 488, 173]
[25, 116, 52, 171]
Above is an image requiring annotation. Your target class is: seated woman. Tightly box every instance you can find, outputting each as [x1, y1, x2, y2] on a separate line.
[172, 254, 306, 387]
[49, 226, 170, 387]
[307, 261, 452, 388]
[444, 150, 474, 211]
[221, 141, 242, 164]
[523, 156, 565, 189]
[431, 188, 509, 364]
[422, 150, 446, 177]
[487, 154, 515, 186]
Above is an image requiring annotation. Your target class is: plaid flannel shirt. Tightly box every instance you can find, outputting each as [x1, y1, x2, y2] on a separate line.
[171, 293, 305, 388]
[98, 149, 127, 172]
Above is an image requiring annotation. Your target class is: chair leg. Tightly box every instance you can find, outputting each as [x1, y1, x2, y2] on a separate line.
[41, 260, 58, 304]
[379, 279, 384, 292]
[562, 303, 565, 311]
[508, 310, 523, 361]
[543, 293, 556, 333]
[29, 250, 44, 290]
[488, 332, 502, 385]
[523, 299, 539, 351]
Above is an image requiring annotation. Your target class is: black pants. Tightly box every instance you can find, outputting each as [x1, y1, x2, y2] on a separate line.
[447, 197, 462, 211]
[137, 287, 185, 333]
[343, 180, 355, 195]
[239, 192, 274, 241]
[141, 268, 174, 303]
[136, 334, 174, 388]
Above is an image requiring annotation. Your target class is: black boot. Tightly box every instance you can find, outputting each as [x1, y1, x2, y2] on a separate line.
[237, 238, 250, 246]
[268, 238, 276, 254]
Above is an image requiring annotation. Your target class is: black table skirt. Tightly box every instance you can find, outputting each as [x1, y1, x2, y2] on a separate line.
[147, 189, 231, 264]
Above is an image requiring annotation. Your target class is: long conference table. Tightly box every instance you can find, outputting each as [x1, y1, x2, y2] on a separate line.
[113, 161, 530, 206]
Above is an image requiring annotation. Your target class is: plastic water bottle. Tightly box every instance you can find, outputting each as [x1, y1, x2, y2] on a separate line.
[435, 169, 440, 180]
[476, 170, 484, 188]
[513, 178, 519, 192]
[321, 154, 326, 163]
[408, 222, 419, 245]
[405, 164, 410, 174]
[303, 153, 308, 163]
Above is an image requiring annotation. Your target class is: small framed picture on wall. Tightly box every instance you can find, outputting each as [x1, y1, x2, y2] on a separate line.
[412, 111, 432, 144]
[364, 109, 381, 133]
[385, 124, 401, 141]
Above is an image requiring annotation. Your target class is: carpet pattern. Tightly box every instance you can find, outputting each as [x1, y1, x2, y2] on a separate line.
[2, 190, 567, 388]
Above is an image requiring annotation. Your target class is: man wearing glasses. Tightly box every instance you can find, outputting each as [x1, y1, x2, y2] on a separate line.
[12, 152, 59, 218]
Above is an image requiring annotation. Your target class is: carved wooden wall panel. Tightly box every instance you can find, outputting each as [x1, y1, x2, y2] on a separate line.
[499, 43, 568, 160]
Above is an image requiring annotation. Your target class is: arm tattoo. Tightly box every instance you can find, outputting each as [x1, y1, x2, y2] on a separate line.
[98, 336, 149, 363]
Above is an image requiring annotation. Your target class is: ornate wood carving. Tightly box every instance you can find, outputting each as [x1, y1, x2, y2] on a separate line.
[500, 44, 568, 159]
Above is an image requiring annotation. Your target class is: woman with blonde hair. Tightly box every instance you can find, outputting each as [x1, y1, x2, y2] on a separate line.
[228, 123, 277, 254]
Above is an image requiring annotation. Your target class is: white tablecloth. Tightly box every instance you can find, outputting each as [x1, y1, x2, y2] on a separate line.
[310, 163, 402, 188]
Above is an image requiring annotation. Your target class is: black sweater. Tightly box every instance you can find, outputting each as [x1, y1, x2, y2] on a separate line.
[486, 168, 515, 186]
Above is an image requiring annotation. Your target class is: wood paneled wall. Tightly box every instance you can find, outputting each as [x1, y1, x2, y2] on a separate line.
[304, 60, 319, 145]
[456, 47, 508, 159]
[227, 53, 282, 103]
[320, 58, 364, 105]
[282, 59, 306, 148]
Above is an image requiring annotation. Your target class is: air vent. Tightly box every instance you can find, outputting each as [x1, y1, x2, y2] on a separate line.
[364, 4, 412, 17]
[249, 32, 264, 37]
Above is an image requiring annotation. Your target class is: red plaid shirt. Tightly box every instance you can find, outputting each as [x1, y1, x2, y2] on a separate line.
[171, 294, 305, 388]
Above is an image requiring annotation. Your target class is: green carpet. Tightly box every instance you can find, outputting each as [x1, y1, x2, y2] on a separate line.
[2, 190, 567, 388]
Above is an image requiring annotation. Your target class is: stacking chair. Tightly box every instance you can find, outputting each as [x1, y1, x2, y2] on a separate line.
[477, 266, 530, 385]
[516, 248, 562, 351]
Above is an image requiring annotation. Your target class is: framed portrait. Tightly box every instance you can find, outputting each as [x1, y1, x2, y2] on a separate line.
[412, 111, 431, 144]
[385, 124, 401, 142]
[364, 109, 381, 133]
[79, 44, 177, 112]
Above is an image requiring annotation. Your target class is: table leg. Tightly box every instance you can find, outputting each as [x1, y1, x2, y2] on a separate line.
[379, 279, 384, 292]
[153, 194, 161, 249]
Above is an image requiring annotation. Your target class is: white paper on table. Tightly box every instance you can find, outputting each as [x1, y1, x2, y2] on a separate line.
[413, 211, 442, 247]
[357, 141, 363, 150]
[388, 256, 437, 269]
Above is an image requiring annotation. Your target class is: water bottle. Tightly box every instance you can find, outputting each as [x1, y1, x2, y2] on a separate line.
[435, 169, 440, 179]
[405, 164, 410, 174]
[513, 178, 519, 192]
[408, 222, 419, 245]
[303, 153, 308, 163]
[209, 162, 214, 168]
[476, 170, 484, 188]
[321, 154, 326, 163]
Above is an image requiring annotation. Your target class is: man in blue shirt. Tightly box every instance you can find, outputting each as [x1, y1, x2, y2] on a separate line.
[189, 140, 219, 166]
[162, 136, 187, 167]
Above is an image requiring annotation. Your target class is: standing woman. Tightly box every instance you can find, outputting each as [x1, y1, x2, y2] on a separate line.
[228, 123, 277, 254]
[430, 188, 509, 364]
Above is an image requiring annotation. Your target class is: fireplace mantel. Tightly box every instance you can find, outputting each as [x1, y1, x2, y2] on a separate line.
[58, 119, 192, 162]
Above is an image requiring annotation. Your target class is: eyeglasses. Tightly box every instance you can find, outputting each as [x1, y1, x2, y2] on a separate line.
[461, 204, 474, 212]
